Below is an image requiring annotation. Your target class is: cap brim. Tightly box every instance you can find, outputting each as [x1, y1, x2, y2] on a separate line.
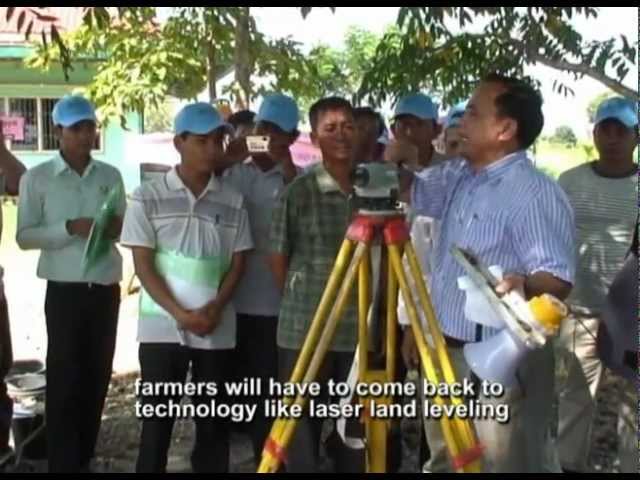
[393, 110, 434, 121]
[178, 122, 234, 135]
[254, 115, 295, 133]
[56, 113, 97, 127]
[595, 113, 638, 129]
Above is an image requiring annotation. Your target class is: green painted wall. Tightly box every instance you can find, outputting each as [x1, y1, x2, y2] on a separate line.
[0, 46, 143, 192]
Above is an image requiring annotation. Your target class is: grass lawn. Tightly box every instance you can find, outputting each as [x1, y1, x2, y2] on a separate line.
[533, 140, 593, 179]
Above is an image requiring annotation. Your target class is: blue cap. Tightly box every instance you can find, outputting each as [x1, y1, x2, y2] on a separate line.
[445, 100, 468, 129]
[52, 95, 97, 127]
[174, 102, 232, 135]
[255, 94, 299, 133]
[393, 93, 438, 121]
[594, 97, 638, 128]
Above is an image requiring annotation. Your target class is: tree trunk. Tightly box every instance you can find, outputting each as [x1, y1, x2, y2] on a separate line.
[234, 7, 252, 108]
[207, 43, 217, 102]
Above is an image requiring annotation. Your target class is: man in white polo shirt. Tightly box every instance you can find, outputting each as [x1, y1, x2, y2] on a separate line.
[221, 93, 300, 462]
[16, 95, 125, 472]
[121, 102, 253, 473]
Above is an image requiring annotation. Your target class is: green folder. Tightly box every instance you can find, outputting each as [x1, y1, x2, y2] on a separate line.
[81, 183, 123, 274]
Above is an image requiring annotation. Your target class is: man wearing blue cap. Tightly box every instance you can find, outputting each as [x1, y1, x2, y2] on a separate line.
[121, 102, 253, 472]
[385, 92, 446, 171]
[16, 95, 126, 472]
[220, 94, 301, 462]
[556, 96, 638, 473]
[443, 101, 467, 158]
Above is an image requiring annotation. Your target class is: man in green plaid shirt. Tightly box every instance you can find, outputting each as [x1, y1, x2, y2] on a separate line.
[269, 97, 364, 473]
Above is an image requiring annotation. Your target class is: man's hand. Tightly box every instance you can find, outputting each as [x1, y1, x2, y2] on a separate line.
[203, 300, 225, 333]
[384, 140, 419, 170]
[495, 274, 526, 297]
[106, 216, 123, 240]
[225, 137, 250, 164]
[401, 329, 420, 369]
[66, 218, 94, 238]
[176, 309, 214, 337]
[495, 272, 572, 301]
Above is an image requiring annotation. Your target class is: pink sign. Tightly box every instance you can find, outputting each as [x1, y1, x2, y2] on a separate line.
[0, 116, 25, 141]
[290, 132, 321, 168]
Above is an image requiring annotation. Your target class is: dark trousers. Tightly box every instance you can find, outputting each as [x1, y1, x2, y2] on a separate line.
[44, 281, 120, 472]
[230, 314, 278, 464]
[0, 296, 13, 452]
[278, 348, 365, 473]
[136, 343, 232, 473]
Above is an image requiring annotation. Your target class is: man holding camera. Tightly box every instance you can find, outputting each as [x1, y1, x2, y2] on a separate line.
[220, 94, 301, 462]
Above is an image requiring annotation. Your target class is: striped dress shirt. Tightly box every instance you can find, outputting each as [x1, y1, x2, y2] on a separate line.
[411, 150, 576, 342]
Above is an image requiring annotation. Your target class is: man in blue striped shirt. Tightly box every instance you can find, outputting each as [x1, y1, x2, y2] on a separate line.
[389, 74, 575, 472]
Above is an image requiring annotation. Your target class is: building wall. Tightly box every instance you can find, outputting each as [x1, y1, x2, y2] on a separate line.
[0, 47, 143, 192]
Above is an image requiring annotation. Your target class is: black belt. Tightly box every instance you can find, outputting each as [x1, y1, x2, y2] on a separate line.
[48, 281, 116, 290]
[444, 335, 468, 349]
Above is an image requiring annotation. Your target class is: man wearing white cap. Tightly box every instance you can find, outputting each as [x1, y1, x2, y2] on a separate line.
[16, 95, 126, 472]
[121, 102, 253, 472]
[221, 93, 301, 462]
[556, 96, 638, 473]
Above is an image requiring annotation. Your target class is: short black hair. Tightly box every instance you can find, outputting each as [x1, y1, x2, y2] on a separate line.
[309, 97, 353, 131]
[227, 110, 255, 129]
[353, 107, 385, 137]
[483, 73, 544, 150]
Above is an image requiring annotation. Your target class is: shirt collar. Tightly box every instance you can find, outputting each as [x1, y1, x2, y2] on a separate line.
[167, 166, 220, 195]
[246, 157, 286, 177]
[462, 150, 528, 181]
[314, 162, 342, 194]
[53, 152, 97, 178]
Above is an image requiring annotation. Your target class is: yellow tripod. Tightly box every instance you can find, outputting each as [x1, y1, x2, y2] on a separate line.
[258, 213, 483, 473]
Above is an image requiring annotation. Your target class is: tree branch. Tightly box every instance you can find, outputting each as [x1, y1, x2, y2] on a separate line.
[506, 37, 640, 101]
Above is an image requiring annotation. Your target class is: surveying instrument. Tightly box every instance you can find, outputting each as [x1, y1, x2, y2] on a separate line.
[257, 163, 484, 473]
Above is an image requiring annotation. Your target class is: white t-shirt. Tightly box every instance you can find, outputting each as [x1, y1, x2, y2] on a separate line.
[223, 160, 298, 317]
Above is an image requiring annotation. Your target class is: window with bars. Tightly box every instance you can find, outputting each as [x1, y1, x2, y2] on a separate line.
[0, 97, 102, 152]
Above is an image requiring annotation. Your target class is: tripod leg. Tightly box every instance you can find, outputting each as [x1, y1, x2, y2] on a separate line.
[385, 252, 398, 382]
[258, 241, 367, 473]
[358, 250, 370, 380]
[290, 239, 357, 386]
[403, 243, 482, 471]
[387, 244, 482, 473]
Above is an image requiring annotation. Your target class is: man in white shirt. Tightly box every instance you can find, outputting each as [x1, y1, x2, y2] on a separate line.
[16, 95, 125, 472]
[221, 93, 300, 462]
[121, 102, 253, 473]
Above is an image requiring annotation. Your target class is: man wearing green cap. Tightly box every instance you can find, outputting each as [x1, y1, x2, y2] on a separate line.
[556, 96, 638, 473]
[121, 102, 253, 473]
[220, 94, 301, 462]
[16, 95, 125, 472]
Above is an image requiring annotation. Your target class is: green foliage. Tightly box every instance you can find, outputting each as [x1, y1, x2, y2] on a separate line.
[357, 7, 638, 109]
